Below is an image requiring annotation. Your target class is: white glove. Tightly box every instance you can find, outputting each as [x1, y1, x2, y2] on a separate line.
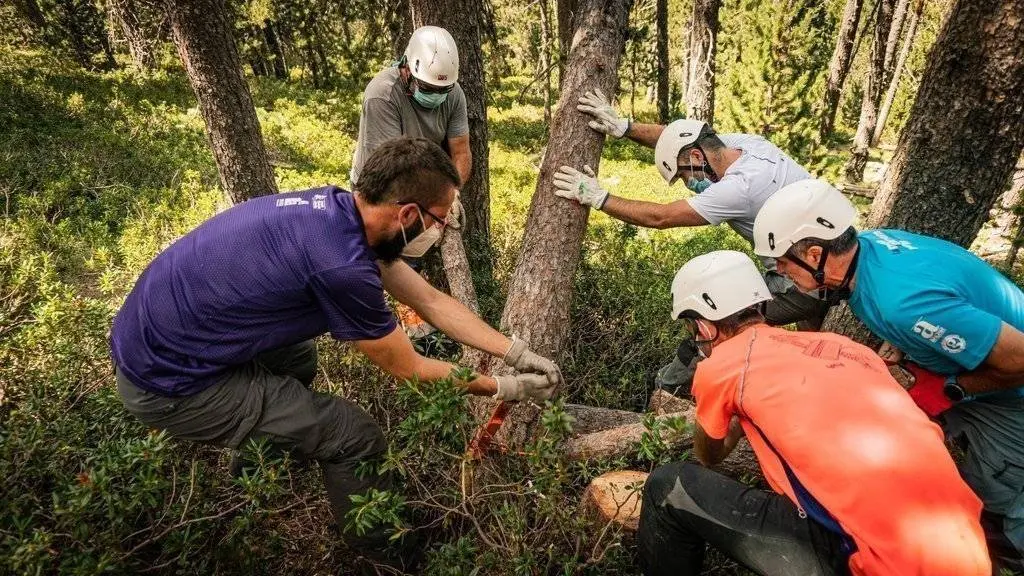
[493, 373, 557, 402]
[552, 165, 609, 210]
[577, 89, 630, 138]
[503, 335, 563, 387]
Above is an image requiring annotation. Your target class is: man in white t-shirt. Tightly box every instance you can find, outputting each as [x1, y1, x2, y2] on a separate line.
[553, 89, 830, 393]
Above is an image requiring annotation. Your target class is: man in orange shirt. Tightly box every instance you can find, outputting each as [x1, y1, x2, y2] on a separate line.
[637, 250, 990, 575]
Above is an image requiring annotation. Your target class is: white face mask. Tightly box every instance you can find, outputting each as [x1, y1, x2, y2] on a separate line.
[400, 209, 443, 258]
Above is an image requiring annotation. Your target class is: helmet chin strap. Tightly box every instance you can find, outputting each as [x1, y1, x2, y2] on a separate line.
[788, 244, 860, 302]
[694, 145, 718, 181]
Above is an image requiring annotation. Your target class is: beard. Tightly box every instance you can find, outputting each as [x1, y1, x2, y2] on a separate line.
[372, 218, 424, 263]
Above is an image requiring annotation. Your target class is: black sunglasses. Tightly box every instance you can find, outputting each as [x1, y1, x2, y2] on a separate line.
[414, 78, 454, 95]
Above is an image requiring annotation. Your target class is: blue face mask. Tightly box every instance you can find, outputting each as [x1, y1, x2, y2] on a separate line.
[686, 177, 712, 194]
[413, 89, 448, 109]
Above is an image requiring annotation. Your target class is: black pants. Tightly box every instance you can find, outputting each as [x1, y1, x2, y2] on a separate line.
[637, 461, 850, 576]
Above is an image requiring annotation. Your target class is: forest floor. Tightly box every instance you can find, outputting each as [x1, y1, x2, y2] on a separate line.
[1, 48, 1017, 575]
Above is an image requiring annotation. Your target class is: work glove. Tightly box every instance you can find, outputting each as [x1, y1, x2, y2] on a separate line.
[553, 165, 609, 210]
[577, 89, 630, 138]
[503, 335, 562, 387]
[493, 373, 557, 402]
[904, 362, 954, 418]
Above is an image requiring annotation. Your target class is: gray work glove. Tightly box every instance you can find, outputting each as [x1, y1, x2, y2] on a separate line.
[493, 373, 557, 402]
[577, 89, 630, 138]
[553, 165, 609, 210]
[504, 335, 562, 387]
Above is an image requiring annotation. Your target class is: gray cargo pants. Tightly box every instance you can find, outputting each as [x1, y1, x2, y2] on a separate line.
[943, 393, 1024, 569]
[116, 341, 389, 539]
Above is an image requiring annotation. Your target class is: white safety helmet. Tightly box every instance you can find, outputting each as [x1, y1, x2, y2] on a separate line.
[404, 26, 459, 87]
[671, 250, 772, 321]
[753, 179, 858, 258]
[654, 119, 711, 184]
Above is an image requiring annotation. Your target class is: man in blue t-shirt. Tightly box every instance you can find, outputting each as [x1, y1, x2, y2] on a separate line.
[752, 179, 1024, 570]
[111, 138, 561, 565]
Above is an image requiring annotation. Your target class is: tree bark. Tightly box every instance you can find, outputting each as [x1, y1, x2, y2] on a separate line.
[410, 0, 493, 272]
[165, 0, 279, 202]
[845, 0, 895, 183]
[866, 0, 1024, 248]
[656, 0, 669, 123]
[485, 0, 632, 447]
[685, 0, 721, 124]
[820, 0, 865, 140]
[263, 22, 288, 80]
[108, 0, 155, 71]
[872, 0, 923, 145]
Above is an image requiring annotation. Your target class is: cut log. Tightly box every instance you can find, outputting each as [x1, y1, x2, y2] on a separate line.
[565, 403, 644, 434]
[583, 470, 648, 532]
[648, 389, 690, 415]
[564, 410, 695, 460]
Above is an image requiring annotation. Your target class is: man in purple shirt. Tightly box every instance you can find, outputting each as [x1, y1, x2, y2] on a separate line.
[112, 138, 560, 565]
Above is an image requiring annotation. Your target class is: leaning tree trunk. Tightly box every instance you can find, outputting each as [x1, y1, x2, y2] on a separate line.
[484, 0, 632, 446]
[844, 0, 895, 183]
[166, 0, 278, 202]
[881, 0, 911, 85]
[820, 0, 864, 140]
[872, 0, 923, 145]
[108, 0, 155, 71]
[655, 0, 669, 123]
[866, 0, 1024, 248]
[685, 0, 721, 124]
[410, 0, 492, 269]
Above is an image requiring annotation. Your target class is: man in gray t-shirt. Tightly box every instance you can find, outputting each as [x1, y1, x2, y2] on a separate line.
[351, 26, 471, 186]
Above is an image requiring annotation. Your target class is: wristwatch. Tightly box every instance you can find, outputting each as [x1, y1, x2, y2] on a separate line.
[943, 375, 968, 403]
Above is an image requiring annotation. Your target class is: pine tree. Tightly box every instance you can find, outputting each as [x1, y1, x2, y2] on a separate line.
[715, 0, 834, 171]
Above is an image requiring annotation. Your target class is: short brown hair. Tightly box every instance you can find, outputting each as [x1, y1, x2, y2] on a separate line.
[354, 137, 460, 206]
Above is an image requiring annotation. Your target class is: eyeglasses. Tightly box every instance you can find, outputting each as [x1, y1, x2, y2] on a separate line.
[413, 78, 454, 95]
[396, 200, 451, 230]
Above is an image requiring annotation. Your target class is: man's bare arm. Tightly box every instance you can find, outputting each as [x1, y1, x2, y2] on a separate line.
[601, 197, 710, 230]
[693, 418, 744, 466]
[354, 327, 497, 395]
[958, 323, 1024, 394]
[624, 122, 666, 148]
[379, 259, 510, 358]
[448, 134, 472, 185]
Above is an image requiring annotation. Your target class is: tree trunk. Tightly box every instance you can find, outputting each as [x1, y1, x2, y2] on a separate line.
[656, 0, 669, 123]
[264, 22, 288, 80]
[881, 0, 911, 84]
[488, 0, 633, 447]
[108, 0, 155, 71]
[386, 0, 414, 58]
[820, 0, 865, 140]
[866, 0, 1024, 248]
[844, 0, 895, 183]
[685, 0, 721, 124]
[410, 0, 493, 273]
[872, 0, 922, 145]
[539, 0, 554, 125]
[165, 0, 279, 202]
[557, 0, 579, 85]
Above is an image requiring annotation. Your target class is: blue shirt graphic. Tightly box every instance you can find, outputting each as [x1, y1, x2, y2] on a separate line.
[111, 186, 397, 396]
[849, 229, 1024, 376]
